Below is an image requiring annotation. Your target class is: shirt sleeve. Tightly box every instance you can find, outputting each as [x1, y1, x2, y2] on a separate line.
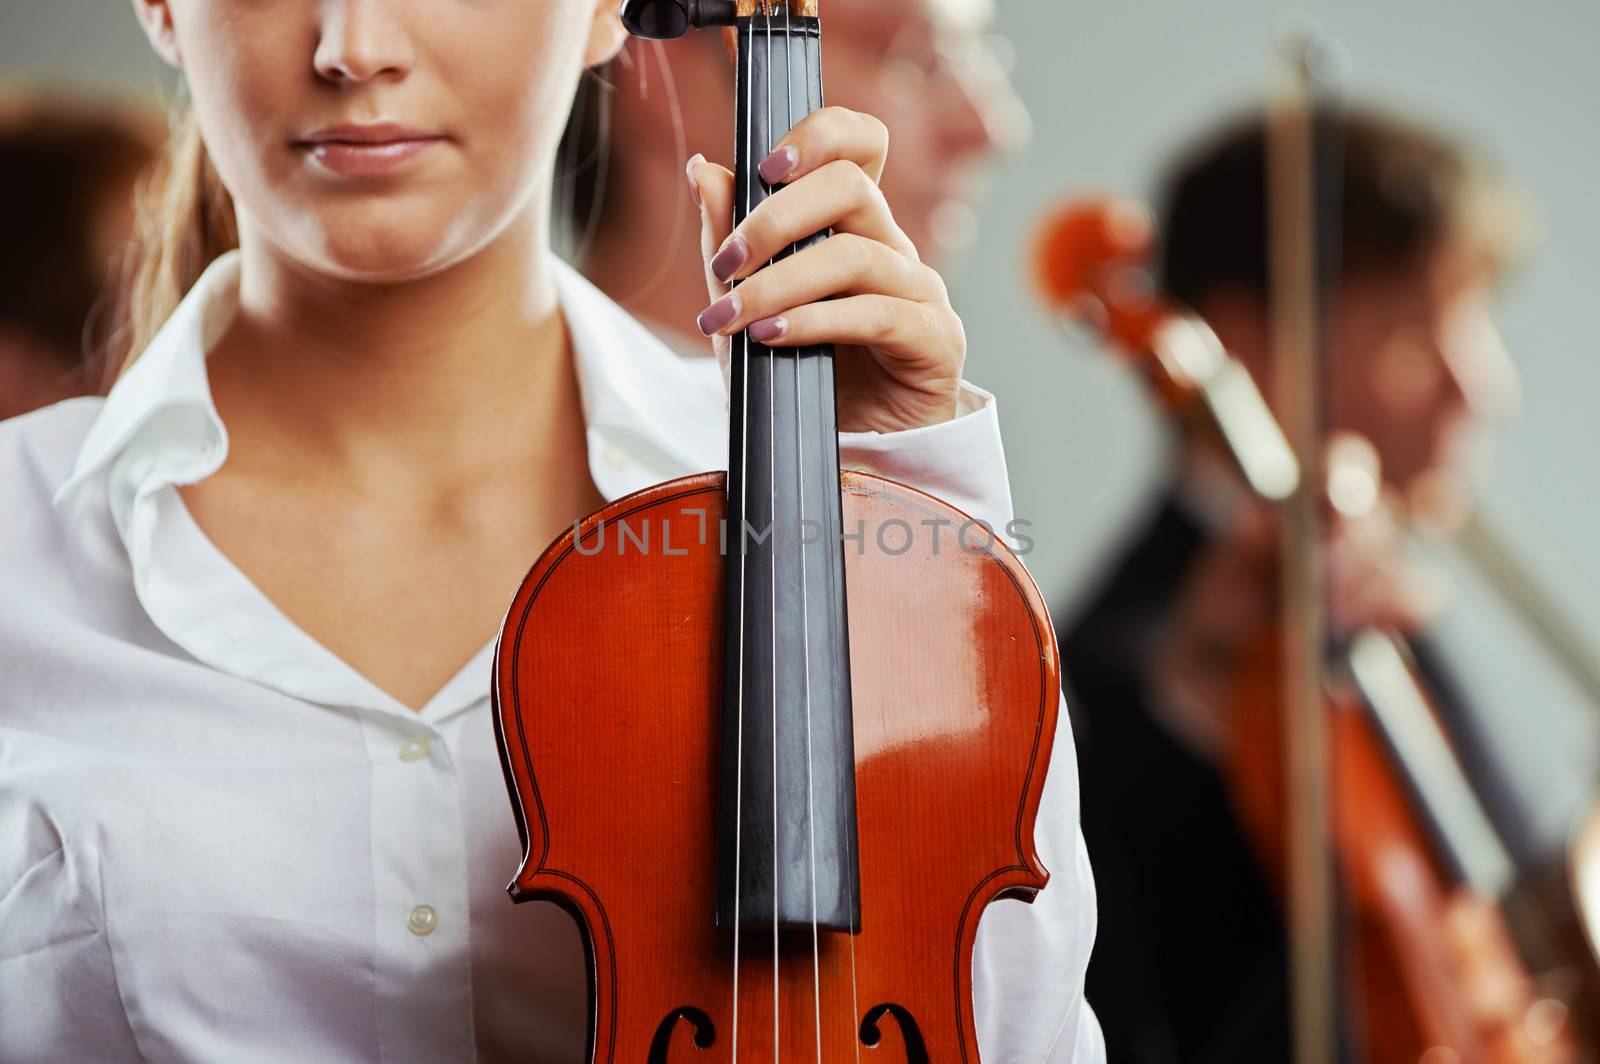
[971, 690, 1105, 1062]
[837, 381, 1020, 548]
[838, 380, 1106, 1061]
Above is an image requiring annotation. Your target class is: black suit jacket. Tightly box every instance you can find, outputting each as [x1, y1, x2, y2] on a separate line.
[1059, 494, 1291, 1064]
[1059, 488, 1564, 1063]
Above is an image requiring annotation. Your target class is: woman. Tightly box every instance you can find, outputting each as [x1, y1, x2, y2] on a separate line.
[0, 0, 1100, 1059]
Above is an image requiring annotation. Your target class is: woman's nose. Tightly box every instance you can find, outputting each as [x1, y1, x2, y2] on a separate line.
[314, 0, 415, 84]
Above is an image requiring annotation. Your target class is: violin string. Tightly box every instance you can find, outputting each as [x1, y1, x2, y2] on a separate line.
[764, 7, 781, 1060]
[730, 13, 758, 1060]
[781, 8, 825, 1058]
[805, 15, 863, 1058]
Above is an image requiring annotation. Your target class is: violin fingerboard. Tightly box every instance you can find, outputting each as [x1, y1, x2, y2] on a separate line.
[717, 12, 861, 934]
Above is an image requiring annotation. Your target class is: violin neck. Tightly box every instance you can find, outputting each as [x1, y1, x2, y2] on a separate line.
[716, 11, 862, 934]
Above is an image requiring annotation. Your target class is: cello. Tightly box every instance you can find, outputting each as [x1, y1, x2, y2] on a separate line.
[491, 0, 1064, 1057]
[1032, 194, 1589, 1061]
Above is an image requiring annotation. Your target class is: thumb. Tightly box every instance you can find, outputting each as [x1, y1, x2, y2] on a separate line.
[687, 152, 737, 384]
[689, 153, 736, 301]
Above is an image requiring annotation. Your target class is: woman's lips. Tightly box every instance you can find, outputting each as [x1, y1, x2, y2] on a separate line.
[300, 136, 445, 177]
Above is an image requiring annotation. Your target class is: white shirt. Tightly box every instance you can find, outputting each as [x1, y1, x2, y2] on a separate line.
[0, 250, 1102, 1062]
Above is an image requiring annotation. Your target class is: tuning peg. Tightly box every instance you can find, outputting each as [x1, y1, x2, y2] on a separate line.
[620, 0, 737, 40]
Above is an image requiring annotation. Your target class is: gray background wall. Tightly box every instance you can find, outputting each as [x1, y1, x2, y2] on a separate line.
[961, 0, 1600, 616]
[954, 0, 1600, 836]
[4, 1, 1598, 811]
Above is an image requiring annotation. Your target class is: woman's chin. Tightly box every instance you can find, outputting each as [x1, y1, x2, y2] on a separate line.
[309, 234, 463, 283]
[292, 207, 485, 284]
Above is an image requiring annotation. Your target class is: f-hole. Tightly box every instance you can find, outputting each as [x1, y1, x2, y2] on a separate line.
[860, 1003, 930, 1062]
[647, 1006, 716, 1060]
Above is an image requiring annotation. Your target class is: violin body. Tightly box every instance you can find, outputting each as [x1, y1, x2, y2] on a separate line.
[492, 470, 1057, 1060]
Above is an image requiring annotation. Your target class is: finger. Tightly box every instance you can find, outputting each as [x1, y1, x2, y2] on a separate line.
[709, 161, 918, 284]
[733, 294, 963, 371]
[694, 234, 946, 338]
[688, 153, 736, 387]
[759, 106, 889, 186]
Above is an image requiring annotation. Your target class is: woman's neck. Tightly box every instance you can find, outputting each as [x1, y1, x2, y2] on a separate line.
[182, 209, 606, 710]
[214, 210, 576, 495]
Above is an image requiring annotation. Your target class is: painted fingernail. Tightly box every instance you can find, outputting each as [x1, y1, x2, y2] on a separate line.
[697, 293, 742, 336]
[710, 234, 748, 283]
[758, 144, 798, 184]
[747, 315, 788, 343]
[685, 152, 705, 208]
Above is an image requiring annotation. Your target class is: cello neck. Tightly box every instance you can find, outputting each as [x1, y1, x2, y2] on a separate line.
[715, 5, 862, 934]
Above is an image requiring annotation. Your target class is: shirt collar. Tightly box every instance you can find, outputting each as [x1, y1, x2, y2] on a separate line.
[55, 252, 238, 509]
[53, 247, 728, 723]
[554, 260, 725, 495]
[56, 249, 726, 511]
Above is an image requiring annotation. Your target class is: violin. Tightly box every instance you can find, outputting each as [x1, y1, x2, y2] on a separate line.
[1033, 195, 1588, 1062]
[491, 1, 1061, 1057]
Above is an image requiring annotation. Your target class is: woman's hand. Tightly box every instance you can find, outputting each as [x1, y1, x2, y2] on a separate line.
[686, 106, 966, 435]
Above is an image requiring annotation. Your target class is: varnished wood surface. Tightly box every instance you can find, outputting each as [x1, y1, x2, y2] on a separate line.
[735, 0, 819, 18]
[492, 470, 1058, 1060]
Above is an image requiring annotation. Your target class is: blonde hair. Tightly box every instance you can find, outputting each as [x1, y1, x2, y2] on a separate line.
[116, 107, 237, 375]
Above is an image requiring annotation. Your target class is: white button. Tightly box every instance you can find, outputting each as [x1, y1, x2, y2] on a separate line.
[407, 904, 438, 936]
[601, 442, 628, 472]
[399, 736, 430, 763]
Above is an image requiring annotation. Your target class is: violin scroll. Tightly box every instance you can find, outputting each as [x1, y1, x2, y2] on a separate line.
[1032, 195, 1299, 502]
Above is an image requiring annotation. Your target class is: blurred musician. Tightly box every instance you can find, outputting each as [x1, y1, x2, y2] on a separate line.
[1057, 107, 1529, 1062]
[0, 94, 158, 419]
[567, 0, 1030, 347]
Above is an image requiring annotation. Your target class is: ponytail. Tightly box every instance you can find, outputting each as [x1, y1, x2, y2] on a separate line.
[114, 107, 237, 377]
